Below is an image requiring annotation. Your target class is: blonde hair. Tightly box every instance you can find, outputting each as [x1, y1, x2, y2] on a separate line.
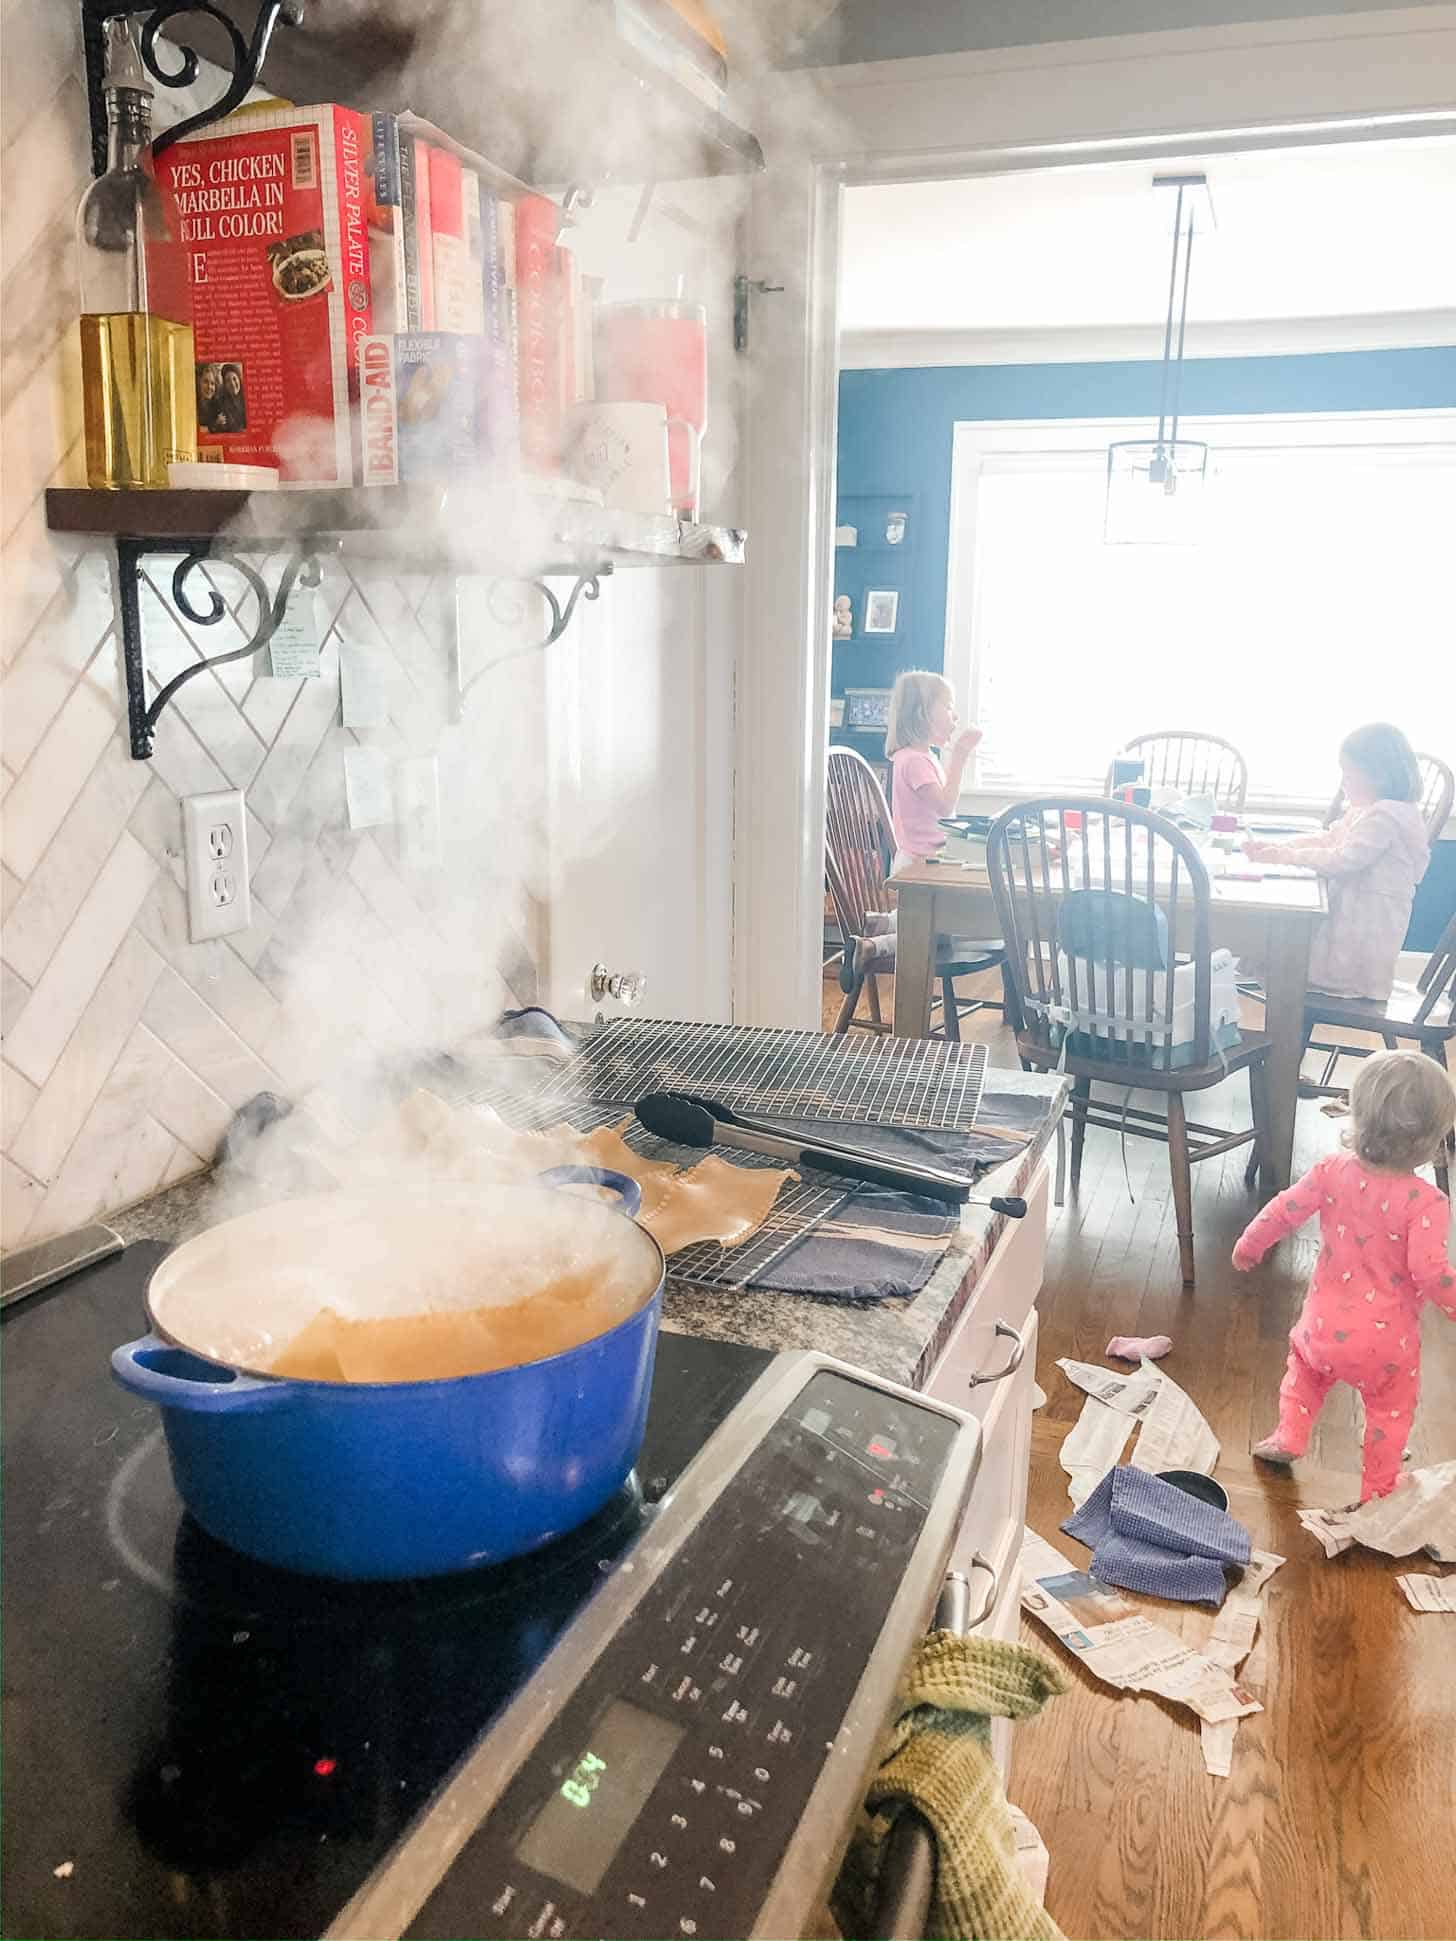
[886, 671, 952, 756]
[1346, 1051, 1456, 1173]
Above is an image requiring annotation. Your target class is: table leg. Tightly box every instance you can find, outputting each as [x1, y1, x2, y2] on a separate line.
[1260, 919, 1313, 1191]
[893, 889, 936, 1039]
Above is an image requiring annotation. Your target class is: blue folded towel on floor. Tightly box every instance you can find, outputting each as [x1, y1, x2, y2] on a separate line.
[1062, 1466, 1251, 1605]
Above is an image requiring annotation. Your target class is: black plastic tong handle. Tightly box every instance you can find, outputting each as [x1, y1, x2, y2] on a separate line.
[804, 1148, 968, 1204]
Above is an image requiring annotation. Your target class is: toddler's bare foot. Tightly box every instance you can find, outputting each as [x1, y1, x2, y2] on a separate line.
[1252, 1436, 1297, 1466]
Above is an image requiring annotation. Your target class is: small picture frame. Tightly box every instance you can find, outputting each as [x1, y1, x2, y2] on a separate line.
[844, 687, 892, 730]
[863, 589, 899, 634]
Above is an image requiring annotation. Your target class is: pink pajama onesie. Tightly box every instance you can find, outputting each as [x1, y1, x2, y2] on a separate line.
[1235, 1150, 1456, 1499]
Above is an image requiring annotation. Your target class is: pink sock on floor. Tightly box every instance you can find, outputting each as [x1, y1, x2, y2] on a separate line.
[1106, 1334, 1173, 1362]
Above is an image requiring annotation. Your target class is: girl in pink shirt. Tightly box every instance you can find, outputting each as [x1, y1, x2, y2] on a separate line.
[1244, 722, 1430, 1001]
[885, 672, 982, 867]
[1234, 1051, 1456, 1499]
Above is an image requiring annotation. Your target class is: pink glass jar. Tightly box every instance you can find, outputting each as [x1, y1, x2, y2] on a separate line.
[595, 301, 706, 520]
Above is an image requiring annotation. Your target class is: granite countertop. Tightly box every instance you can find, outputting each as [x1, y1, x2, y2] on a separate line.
[110, 1065, 1067, 1394]
[661, 1066, 1066, 1388]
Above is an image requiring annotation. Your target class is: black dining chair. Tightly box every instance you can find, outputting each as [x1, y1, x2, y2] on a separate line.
[987, 797, 1274, 1286]
[1298, 912, 1456, 1194]
[824, 747, 1005, 1040]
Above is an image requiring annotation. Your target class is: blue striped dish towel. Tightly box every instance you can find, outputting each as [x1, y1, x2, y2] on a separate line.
[1062, 1466, 1250, 1605]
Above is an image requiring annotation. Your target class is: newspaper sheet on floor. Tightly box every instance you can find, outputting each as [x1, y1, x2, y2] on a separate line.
[1021, 1530, 1263, 1736]
[1395, 1572, 1456, 1612]
[1056, 1357, 1218, 1506]
[1296, 1461, 1456, 1563]
[1196, 1550, 1284, 1775]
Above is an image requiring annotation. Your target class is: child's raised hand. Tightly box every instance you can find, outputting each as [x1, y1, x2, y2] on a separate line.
[950, 726, 983, 761]
[1232, 1242, 1259, 1273]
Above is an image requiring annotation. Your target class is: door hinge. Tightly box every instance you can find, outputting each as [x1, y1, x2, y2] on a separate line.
[734, 274, 784, 352]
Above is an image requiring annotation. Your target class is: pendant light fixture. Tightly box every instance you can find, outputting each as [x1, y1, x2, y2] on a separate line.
[1105, 173, 1214, 545]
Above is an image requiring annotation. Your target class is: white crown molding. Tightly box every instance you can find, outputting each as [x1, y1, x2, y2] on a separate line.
[840, 311, 1456, 368]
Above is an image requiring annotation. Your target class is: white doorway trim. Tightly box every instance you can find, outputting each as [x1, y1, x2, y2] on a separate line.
[735, 9, 1456, 1029]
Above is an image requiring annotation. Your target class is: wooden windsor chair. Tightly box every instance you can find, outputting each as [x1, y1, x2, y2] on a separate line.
[1105, 731, 1249, 813]
[987, 797, 1274, 1286]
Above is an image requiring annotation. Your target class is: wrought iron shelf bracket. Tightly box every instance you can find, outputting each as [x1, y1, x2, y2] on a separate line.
[117, 536, 321, 759]
[83, 0, 303, 177]
[454, 565, 614, 715]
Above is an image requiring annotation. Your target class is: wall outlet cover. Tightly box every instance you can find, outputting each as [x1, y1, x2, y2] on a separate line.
[183, 789, 252, 943]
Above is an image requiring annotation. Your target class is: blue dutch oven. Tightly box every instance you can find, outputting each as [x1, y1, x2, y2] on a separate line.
[111, 1167, 664, 1581]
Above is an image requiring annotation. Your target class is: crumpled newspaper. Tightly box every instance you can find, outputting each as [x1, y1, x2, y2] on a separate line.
[1297, 1462, 1456, 1564]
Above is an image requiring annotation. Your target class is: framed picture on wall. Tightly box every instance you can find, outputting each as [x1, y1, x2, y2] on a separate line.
[863, 589, 899, 634]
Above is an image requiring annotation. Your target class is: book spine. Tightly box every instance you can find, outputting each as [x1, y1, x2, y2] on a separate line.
[498, 196, 521, 466]
[514, 193, 562, 475]
[460, 167, 487, 334]
[428, 145, 468, 333]
[559, 243, 580, 409]
[371, 111, 409, 332]
[359, 333, 398, 485]
[479, 188, 519, 467]
[399, 134, 422, 329]
[415, 140, 436, 329]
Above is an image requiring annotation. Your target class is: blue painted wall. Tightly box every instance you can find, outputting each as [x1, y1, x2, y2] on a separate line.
[835, 345, 1456, 688]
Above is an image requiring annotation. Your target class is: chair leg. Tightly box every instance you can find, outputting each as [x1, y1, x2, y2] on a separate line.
[940, 973, 962, 1043]
[833, 975, 863, 1035]
[1069, 1077, 1091, 1193]
[1425, 1041, 1452, 1195]
[1167, 1094, 1196, 1288]
[865, 972, 883, 1028]
[1246, 1056, 1275, 1193]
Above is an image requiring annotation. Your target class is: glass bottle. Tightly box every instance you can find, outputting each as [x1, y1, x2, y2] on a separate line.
[77, 16, 196, 489]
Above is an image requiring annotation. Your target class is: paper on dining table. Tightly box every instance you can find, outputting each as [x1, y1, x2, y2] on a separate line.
[1395, 1573, 1456, 1612]
[1127, 1358, 1220, 1478]
[1059, 1395, 1138, 1507]
[1020, 1530, 1262, 1729]
[1296, 1462, 1456, 1563]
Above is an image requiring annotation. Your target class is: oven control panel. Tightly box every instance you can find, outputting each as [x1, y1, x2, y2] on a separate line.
[329, 1356, 979, 1941]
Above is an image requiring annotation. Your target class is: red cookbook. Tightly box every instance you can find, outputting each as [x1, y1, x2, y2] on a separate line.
[155, 105, 402, 485]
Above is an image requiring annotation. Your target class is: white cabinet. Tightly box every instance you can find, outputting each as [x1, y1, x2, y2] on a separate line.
[923, 1157, 1051, 1775]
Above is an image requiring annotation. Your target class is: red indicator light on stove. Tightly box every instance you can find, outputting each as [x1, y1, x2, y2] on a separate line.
[313, 1757, 338, 1778]
[867, 1440, 892, 1459]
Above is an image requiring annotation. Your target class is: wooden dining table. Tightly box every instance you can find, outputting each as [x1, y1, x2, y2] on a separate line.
[889, 848, 1328, 1191]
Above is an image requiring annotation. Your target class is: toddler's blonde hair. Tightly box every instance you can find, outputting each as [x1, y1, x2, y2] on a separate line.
[1346, 1050, 1456, 1173]
[886, 671, 952, 756]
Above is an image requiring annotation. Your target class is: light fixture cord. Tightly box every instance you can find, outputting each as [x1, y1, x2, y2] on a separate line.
[1154, 182, 1186, 454]
[1167, 199, 1197, 449]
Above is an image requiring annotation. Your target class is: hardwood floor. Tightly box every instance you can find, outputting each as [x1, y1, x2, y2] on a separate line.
[821, 967, 1456, 1941]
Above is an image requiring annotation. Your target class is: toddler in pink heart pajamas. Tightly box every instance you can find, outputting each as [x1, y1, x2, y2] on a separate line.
[1233, 1051, 1456, 1500]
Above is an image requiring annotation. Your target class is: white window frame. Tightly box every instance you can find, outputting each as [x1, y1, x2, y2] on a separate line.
[944, 406, 1456, 814]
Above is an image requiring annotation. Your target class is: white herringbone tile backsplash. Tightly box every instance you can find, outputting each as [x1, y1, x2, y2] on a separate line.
[1, 13, 545, 1250]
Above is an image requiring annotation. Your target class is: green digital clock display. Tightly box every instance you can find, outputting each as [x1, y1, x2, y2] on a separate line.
[515, 1700, 685, 1897]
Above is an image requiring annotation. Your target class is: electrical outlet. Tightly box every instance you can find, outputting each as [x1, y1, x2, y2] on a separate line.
[183, 789, 251, 942]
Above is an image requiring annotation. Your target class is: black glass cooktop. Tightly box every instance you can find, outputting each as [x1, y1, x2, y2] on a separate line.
[0, 1242, 770, 1941]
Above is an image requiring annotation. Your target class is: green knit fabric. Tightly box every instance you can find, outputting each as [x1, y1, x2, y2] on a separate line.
[834, 1633, 1070, 1941]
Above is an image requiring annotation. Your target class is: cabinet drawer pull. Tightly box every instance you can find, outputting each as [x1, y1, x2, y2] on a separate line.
[967, 1318, 1025, 1389]
[965, 1551, 999, 1628]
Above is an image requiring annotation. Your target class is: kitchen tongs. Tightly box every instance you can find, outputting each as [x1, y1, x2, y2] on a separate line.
[634, 1092, 1026, 1216]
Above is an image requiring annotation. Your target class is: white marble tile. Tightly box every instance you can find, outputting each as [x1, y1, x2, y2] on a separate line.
[0, 500, 68, 672]
[3, 738, 152, 984]
[1, 1153, 44, 1250]
[3, 832, 157, 1085]
[0, 204, 77, 421]
[0, 673, 118, 881]
[0, 4, 79, 163]
[160, 1143, 206, 1189]
[133, 874, 283, 1062]
[0, 327, 83, 551]
[22, 1066, 177, 1243]
[0, 557, 115, 771]
[1, 1058, 37, 1148]
[126, 776, 188, 886]
[9, 929, 164, 1183]
[142, 968, 280, 1113]
[0, 74, 90, 286]
[106, 1022, 234, 1167]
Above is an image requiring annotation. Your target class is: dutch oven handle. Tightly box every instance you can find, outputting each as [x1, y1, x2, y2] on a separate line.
[112, 1335, 294, 1413]
[536, 1165, 643, 1220]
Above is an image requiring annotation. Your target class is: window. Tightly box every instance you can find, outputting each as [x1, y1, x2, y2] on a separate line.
[949, 414, 1456, 804]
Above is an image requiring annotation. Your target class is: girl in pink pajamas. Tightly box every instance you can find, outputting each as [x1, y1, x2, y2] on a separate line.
[1233, 1051, 1456, 1499]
